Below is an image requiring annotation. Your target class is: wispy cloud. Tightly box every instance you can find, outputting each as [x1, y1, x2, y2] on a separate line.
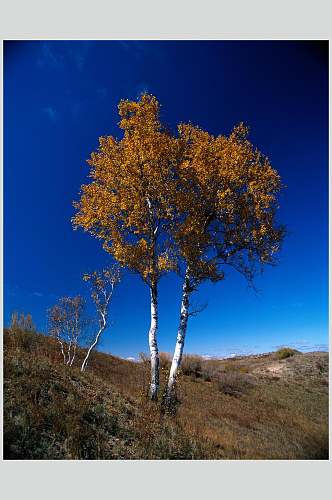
[32, 291, 43, 297]
[43, 106, 58, 122]
[118, 41, 160, 61]
[37, 41, 93, 72]
[72, 52, 85, 71]
[37, 42, 64, 69]
[68, 42, 92, 71]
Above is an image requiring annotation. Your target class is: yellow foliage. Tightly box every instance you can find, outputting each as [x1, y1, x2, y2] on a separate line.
[73, 94, 284, 287]
[173, 120, 284, 283]
[73, 93, 180, 285]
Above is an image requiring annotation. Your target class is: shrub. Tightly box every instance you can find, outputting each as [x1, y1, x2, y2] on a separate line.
[200, 364, 219, 382]
[315, 359, 328, 374]
[180, 355, 203, 378]
[159, 352, 171, 370]
[216, 372, 255, 397]
[5, 328, 42, 354]
[9, 312, 36, 334]
[238, 365, 250, 373]
[138, 352, 150, 364]
[223, 362, 239, 372]
[275, 347, 301, 360]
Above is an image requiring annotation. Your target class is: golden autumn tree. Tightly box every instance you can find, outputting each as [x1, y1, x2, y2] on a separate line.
[165, 122, 285, 404]
[72, 94, 179, 399]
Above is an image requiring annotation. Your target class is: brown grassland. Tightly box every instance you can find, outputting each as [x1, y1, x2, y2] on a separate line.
[3, 328, 329, 460]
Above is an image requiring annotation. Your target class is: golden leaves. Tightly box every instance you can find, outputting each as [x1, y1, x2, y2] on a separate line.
[73, 94, 284, 286]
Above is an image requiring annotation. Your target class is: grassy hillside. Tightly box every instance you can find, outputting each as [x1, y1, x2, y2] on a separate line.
[3, 329, 329, 459]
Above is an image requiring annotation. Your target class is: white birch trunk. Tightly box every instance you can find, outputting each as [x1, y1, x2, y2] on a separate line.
[70, 342, 77, 367]
[149, 283, 159, 400]
[81, 314, 106, 372]
[58, 338, 66, 364]
[70, 311, 79, 366]
[66, 340, 72, 365]
[166, 269, 191, 404]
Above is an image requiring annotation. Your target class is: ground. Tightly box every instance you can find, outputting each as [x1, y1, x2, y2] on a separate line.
[3, 329, 329, 459]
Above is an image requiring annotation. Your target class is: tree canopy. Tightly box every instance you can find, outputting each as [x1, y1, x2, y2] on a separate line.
[73, 94, 179, 287]
[173, 121, 285, 288]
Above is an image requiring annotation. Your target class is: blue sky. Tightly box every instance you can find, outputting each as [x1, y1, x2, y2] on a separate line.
[4, 40, 328, 358]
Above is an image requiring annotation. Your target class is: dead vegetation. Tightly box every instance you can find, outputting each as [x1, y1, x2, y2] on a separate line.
[3, 328, 329, 460]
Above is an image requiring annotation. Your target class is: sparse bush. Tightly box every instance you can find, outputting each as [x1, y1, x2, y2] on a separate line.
[10, 312, 36, 334]
[315, 360, 327, 374]
[180, 355, 203, 378]
[221, 362, 250, 374]
[180, 356, 224, 381]
[238, 365, 250, 373]
[200, 364, 219, 382]
[5, 328, 41, 353]
[275, 347, 301, 360]
[138, 352, 172, 370]
[138, 352, 150, 364]
[216, 372, 255, 396]
[223, 362, 239, 372]
[159, 352, 171, 370]
[138, 421, 212, 459]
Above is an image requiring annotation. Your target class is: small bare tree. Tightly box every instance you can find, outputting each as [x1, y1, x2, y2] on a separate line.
[9, 312, 19, 332]
[24, 313, 36, 332]
[81, 266, 120, 372]
[47, 296, 86, 366]
[47, 304, 66, 363]
[10, 311, 36, 333]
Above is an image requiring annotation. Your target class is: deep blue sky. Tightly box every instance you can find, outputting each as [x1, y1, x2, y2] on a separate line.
[4, 40, 328, 358]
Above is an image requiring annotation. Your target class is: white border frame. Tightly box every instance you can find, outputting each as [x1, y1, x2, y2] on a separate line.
[1, 0, 331, 498]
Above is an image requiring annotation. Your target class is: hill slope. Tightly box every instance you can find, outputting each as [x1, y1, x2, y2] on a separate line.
[3, 329, 329, 459]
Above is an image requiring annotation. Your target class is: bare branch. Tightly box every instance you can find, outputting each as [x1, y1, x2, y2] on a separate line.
[81, 265, 121, 372]
[47, 296, 86, 366]
[188, 301, 208, 318]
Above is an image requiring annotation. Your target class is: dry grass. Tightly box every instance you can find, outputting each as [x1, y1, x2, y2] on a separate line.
[3, 329, 329, 460]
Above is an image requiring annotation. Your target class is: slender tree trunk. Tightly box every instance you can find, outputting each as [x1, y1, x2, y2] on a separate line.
[70, 342, 77, 367]
[57, 337, 66, 364]
[66, 340, 72, 365]
[81, 315, 106, 372]
[149, 283, 159, 400]
[70, 313, 79, 367]
[165, 269, 191, 405]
